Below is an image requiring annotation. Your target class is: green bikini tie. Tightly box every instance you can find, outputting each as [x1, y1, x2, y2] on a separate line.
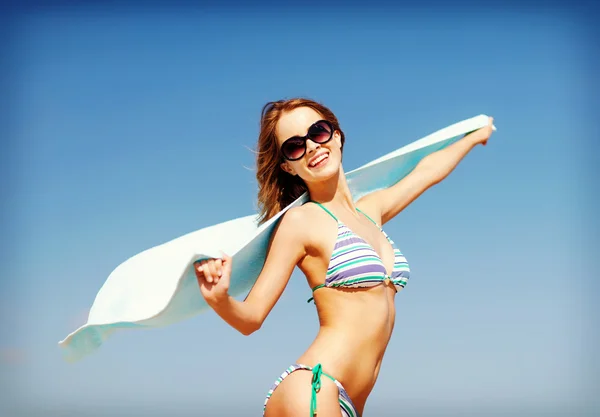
[310, 363, 336, 416]
[310, 364, 323, 416]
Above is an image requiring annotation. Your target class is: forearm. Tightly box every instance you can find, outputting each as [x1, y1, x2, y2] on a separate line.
[417, 132, 479, 183]
[208, 295, 261, 336]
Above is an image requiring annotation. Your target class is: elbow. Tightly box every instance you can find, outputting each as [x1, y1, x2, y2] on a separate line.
[415, 164, 443, 186]
[240, 317, 262, 336]
[415, 160, 439, 180]
[240, 325, 260, 336]
[429, 172, 444, 186]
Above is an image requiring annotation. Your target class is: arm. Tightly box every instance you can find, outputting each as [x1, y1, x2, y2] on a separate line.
[359, 117, 495, 225]
[196, 207, 307, 335]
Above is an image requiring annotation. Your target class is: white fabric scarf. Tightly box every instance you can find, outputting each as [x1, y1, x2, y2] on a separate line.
[59, 115, 494, 362]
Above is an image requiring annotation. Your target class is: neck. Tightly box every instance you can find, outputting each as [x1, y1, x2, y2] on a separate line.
[306, 165, 357, 216]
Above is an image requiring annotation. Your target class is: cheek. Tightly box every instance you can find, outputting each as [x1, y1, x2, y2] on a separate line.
[287, 160, 305, 175]
[332, 135, 343, 156]
[291, 161, 303, 172]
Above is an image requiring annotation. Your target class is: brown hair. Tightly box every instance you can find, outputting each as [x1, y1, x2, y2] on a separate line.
[255, 98, 345, 224]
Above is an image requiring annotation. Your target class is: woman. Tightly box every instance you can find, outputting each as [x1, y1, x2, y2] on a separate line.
[195, 98, 494, 417]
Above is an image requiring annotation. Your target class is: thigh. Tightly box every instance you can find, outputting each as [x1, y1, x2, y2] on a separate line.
[264, 369, 343, 417]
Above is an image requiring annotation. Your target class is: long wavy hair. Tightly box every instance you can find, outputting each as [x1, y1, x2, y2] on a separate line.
[256, 98, 345, 224]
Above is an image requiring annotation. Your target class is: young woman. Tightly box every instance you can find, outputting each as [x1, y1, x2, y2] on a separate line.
[195, 98, 494, 417]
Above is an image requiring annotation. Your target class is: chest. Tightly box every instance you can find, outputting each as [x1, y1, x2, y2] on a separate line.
[308, 219, 397, 276]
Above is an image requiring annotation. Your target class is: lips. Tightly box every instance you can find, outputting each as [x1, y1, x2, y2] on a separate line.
[308, 152, 329, 168]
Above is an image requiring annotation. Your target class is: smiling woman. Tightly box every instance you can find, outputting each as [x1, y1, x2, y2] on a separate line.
[193, 98, 495, 417]
[255, 99, 347, 223]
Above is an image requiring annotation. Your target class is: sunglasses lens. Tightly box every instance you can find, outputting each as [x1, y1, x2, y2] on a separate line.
[282, 138, 306, 160]
[308, 121, 332, 143]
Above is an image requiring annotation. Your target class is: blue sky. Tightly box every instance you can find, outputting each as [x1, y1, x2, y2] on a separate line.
[1, 5, 596, 417]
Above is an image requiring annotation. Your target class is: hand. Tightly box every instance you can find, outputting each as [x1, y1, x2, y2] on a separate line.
[469, 116, 495, 146]
[194, 252, 233, 305]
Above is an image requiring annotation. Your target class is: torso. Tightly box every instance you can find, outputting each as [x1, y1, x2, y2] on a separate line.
[294, 201, 411, 413]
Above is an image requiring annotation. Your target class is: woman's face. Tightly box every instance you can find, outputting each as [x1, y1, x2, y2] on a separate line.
[276, 107, 343, 184]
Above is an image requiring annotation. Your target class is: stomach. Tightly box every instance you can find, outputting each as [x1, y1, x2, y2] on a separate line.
[296, 283, 397, 410]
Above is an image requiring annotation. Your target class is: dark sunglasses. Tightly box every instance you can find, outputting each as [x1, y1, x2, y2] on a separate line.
[280, 120, 334, 161]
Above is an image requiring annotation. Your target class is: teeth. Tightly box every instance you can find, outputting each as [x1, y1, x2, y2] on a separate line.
[310, 154, 328, 167]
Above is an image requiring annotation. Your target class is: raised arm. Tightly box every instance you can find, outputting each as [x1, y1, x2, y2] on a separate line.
[195, 207, 307, 335]
[359, 117, 495, 225]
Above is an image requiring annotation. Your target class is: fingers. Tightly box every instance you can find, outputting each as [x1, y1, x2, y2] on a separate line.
[207, 259, 221, 284]
[194, 257, 226, 285]
[196, 260, 211, 283]
[214, 258, 223, 278]
[195, 260, 213, 284]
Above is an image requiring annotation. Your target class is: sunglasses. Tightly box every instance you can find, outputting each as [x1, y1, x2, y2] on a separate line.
[280, 120, 334, 161]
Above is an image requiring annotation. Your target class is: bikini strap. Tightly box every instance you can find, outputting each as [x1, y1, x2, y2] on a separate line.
[306, 201, 338, 304]
[307, 283, 326, 303]
[311, 201, 338, 222]
[355, 207, 380, 227]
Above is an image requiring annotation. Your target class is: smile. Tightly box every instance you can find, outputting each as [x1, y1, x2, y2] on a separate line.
[309, 153, 329, 168]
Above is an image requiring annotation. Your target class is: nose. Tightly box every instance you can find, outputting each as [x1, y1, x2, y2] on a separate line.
[305, 138, 321, 155]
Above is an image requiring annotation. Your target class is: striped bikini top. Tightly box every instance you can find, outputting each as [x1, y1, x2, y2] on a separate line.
[308, 201, 410, 303]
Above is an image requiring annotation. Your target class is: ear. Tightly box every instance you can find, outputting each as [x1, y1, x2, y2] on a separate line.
[280, 161, 296, 176]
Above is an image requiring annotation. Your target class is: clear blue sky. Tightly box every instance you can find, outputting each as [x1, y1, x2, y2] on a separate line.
[1, 5, 596, 417]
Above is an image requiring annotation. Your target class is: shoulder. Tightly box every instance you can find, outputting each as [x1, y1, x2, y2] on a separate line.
[267, 203, 333, 260]
[279, 204, 311, 227]
[280, 202, 326, 224]
[275, 203, 335, 242]
[272, 204, 313, 240]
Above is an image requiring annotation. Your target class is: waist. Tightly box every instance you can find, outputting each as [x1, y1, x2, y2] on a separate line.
[298, 329, 390, 409]
[298, 288, 396, 401]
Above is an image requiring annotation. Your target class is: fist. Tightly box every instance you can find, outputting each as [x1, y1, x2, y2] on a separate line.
[194, 252, 233, 305]
[471, 116, 495, 146]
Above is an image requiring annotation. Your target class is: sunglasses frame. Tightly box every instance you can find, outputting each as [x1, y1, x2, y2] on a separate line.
[280, 120, 335, 162]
